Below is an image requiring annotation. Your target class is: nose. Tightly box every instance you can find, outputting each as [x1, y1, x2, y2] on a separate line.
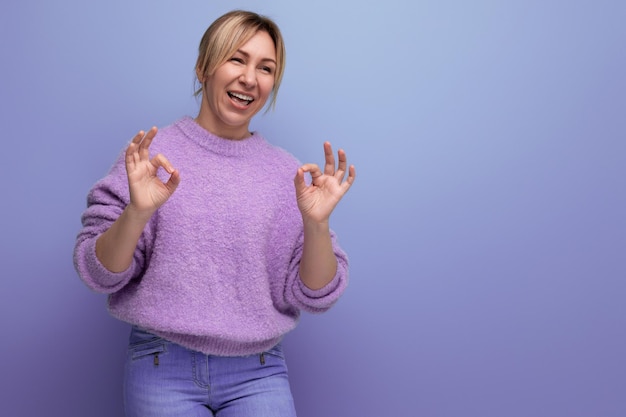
[239, 65, 257, 88]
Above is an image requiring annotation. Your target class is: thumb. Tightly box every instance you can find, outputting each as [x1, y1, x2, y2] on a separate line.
[294, 167, 308, 193]
[164, 169, 181, 194]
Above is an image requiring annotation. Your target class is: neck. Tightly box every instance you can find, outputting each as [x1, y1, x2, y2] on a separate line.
[195, 101, 251, 140]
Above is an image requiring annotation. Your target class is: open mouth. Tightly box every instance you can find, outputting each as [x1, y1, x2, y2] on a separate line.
[228, 91, 254, 106]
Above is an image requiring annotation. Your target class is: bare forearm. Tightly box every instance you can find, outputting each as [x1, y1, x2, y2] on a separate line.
[95, 206, 153, 273]
[298, 220, 338, 290]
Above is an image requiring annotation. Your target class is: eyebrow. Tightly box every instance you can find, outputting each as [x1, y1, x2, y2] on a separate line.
[235, 49, 277, 64]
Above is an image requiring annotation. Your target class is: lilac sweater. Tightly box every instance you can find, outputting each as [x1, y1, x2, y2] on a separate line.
[74, 117, 348, 356]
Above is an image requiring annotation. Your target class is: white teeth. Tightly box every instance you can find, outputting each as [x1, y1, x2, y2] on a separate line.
[229, 92, 254, 101]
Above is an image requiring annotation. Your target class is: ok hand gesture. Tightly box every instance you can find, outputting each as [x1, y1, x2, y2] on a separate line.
[294, 142, 356, 224]
[125, 127, 180, 216]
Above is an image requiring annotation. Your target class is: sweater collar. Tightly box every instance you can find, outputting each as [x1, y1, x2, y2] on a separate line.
[175, 116, 267, 157]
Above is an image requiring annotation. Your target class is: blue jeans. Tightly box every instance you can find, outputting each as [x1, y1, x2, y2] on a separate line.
[123, 326, 297, 417]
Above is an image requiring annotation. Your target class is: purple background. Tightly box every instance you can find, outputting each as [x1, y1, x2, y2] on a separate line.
[1, 1, 625, 416]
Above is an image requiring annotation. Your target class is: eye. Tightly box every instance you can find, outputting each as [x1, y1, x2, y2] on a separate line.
[261, 66, 274, 74]
[230, 57, 244, 64]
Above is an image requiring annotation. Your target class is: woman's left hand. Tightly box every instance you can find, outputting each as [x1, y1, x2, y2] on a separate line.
[294, 142, 356, 223]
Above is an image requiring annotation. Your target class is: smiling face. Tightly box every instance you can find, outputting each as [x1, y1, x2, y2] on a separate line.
[196, 30, 277, 140]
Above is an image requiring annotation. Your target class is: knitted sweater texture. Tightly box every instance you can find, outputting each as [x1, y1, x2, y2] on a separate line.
[73, 117, 349, 356]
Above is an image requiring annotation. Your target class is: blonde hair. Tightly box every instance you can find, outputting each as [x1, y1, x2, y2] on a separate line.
[194, 10, 286, 110]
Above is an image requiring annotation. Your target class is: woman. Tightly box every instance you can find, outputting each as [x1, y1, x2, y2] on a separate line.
[73, 9, 355, 417]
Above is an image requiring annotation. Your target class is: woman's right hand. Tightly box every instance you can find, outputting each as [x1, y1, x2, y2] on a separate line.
[125, 127, 180, 216]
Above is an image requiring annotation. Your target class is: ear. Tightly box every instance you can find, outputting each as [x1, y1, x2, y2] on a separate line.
[196, 67, 206, 83]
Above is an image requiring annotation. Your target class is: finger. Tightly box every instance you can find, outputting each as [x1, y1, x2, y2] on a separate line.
[164, 169, 181, 194]
[294, 167, 305, 189]
[151, 153, 176, 174]
[131, 130, 145, 145]
[139, 126, 158, 153]
[125, 130, 146, 169]
[299, 163, 323, 184]
[323, 142, 335, 176]
[345, 164, 356, 186]
[338, 164, 356, 194]
[336, 148, 348, 179]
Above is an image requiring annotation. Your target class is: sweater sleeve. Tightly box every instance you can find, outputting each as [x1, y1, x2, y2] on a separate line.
[73, 153, 153, 294]
[263, 150, 350, 315]
[283, 228, 350, 314]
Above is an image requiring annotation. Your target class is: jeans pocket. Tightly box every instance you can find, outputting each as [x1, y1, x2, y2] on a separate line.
[130, 341, 167, 360]
[128, 327, 167, 360]
[263, 343, 285, 360]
